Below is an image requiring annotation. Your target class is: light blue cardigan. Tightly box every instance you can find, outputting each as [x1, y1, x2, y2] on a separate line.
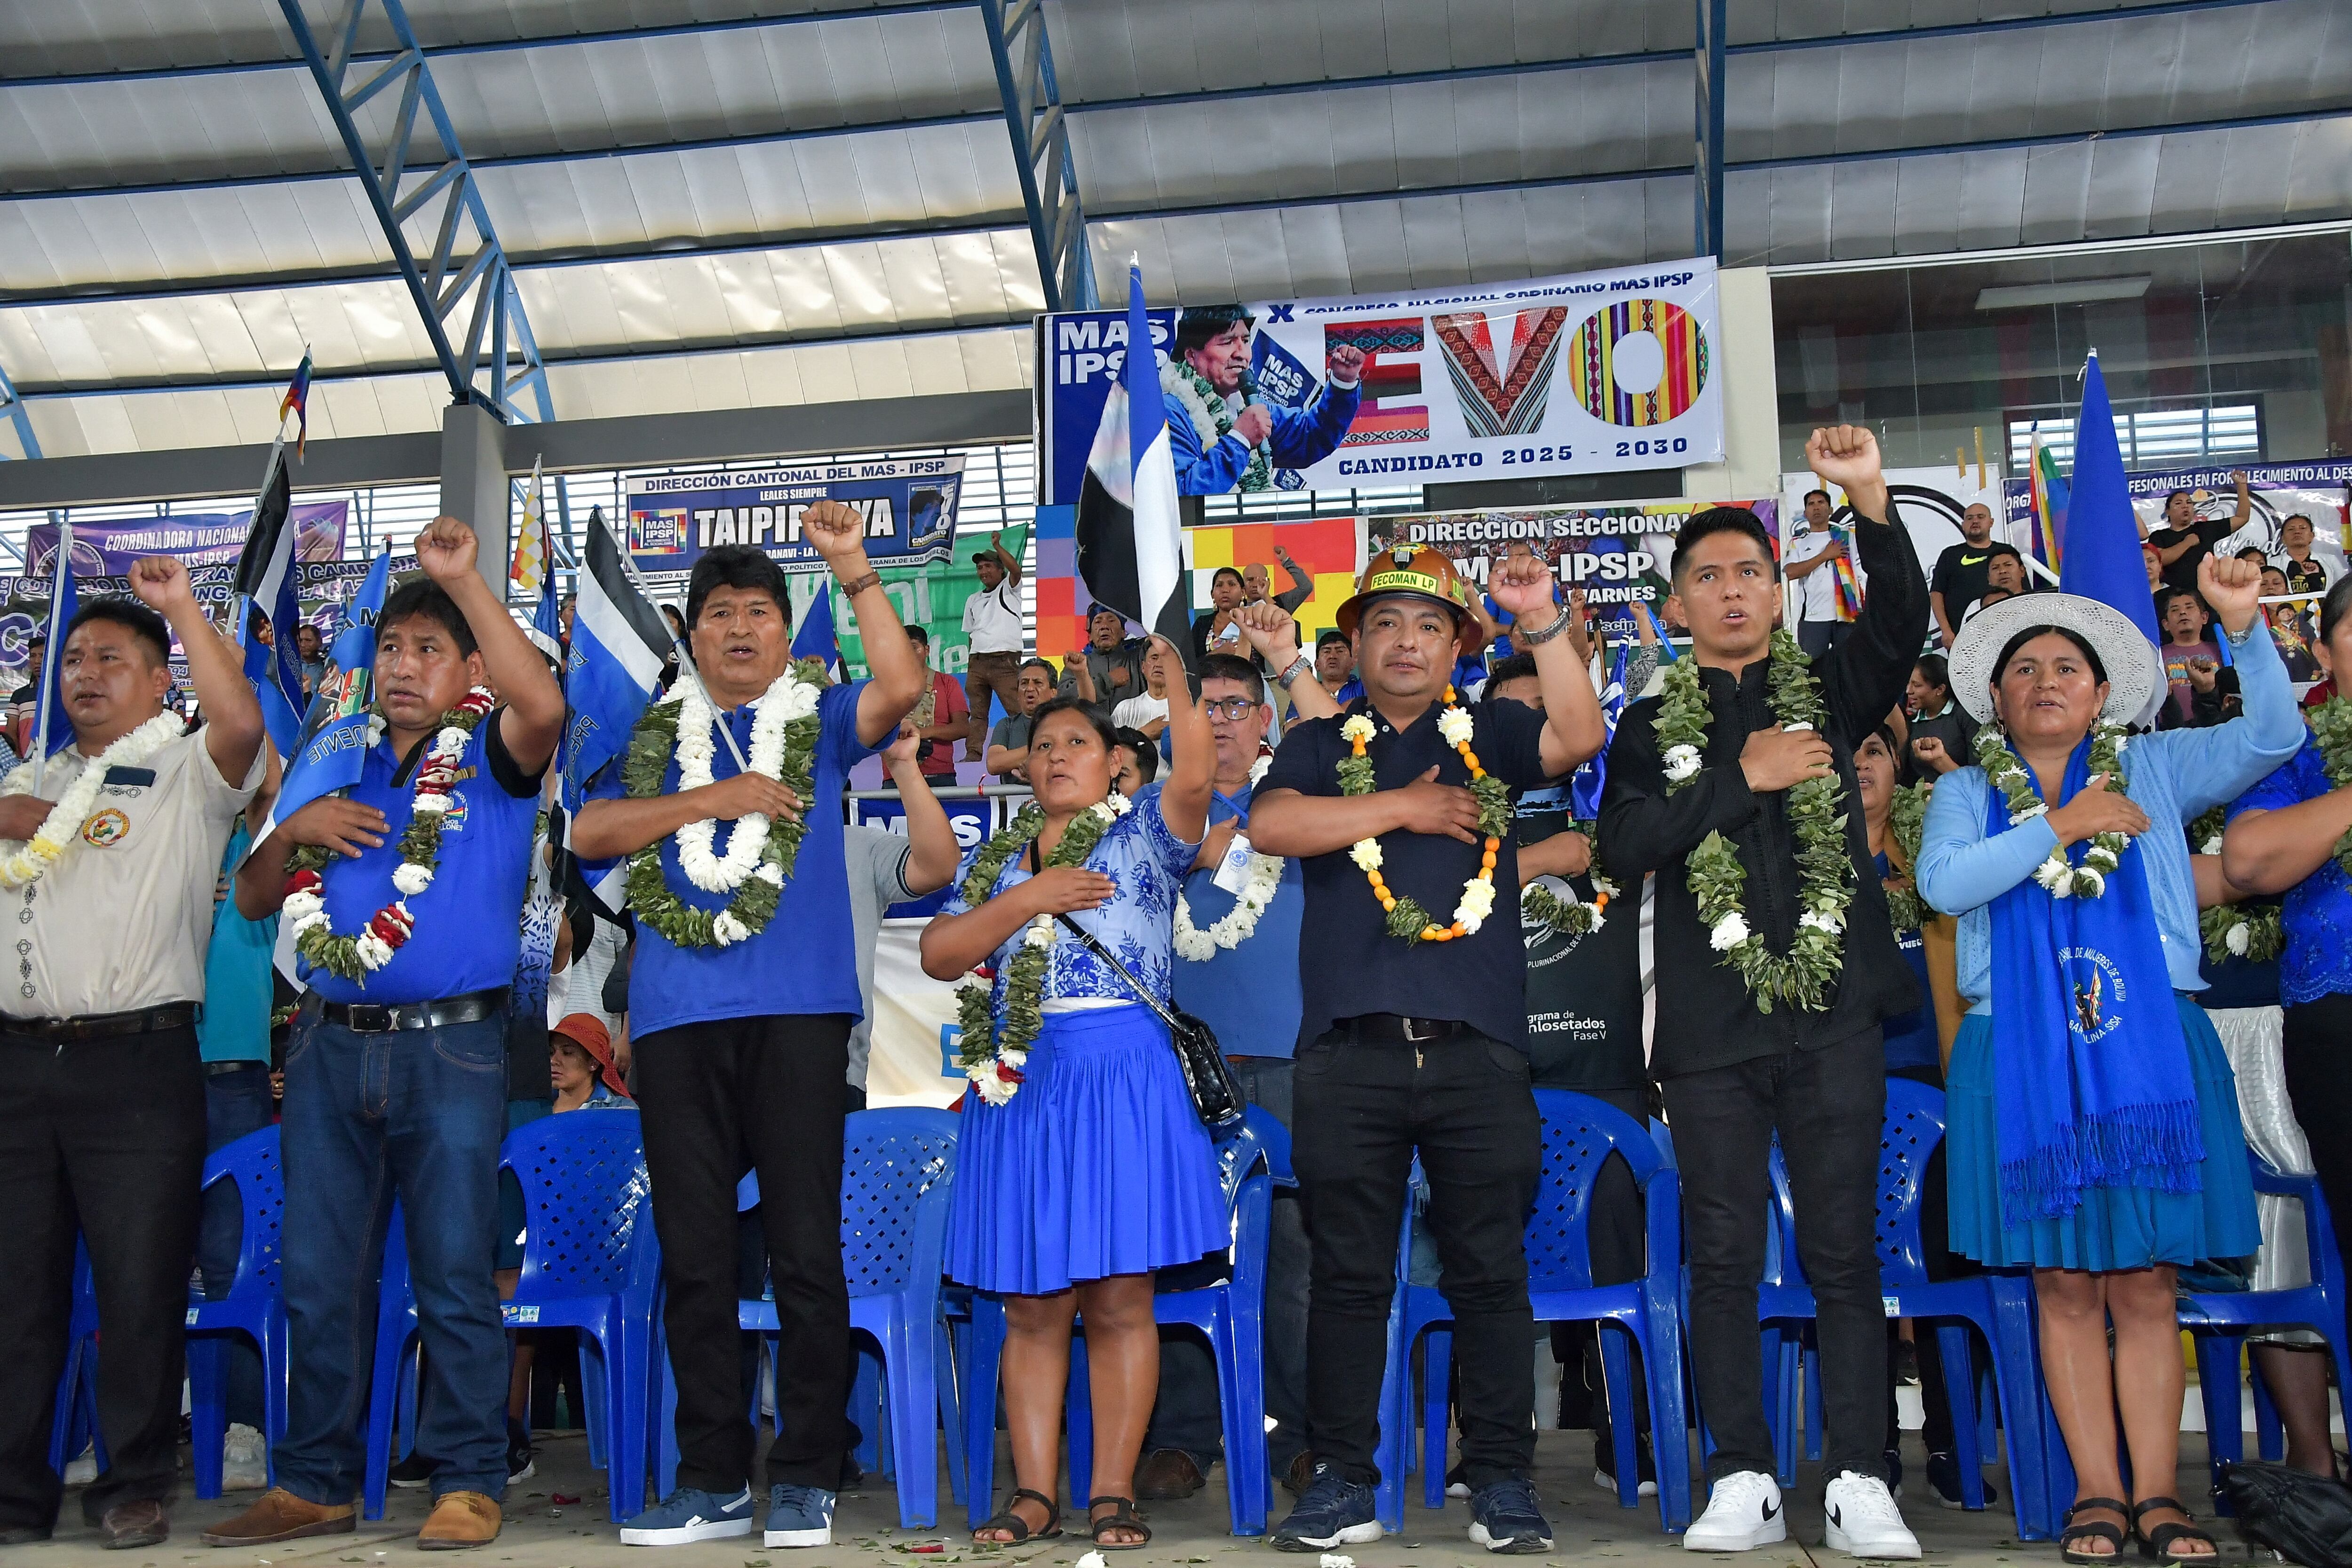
[1915, 620, 2304, 1013]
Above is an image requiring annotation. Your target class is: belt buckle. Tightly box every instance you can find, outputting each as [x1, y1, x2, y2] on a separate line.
[348, 1003, 391, 1033]
[1401, 1016, 1441, 1043]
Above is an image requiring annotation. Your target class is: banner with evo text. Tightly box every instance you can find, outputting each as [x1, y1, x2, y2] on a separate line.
[1034, 261, 1724, 503]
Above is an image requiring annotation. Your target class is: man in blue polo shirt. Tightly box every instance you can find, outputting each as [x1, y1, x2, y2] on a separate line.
[218, 517, 566, 1552]
[573, 514, 924, 1551]
[1251, 546, 1606, 1555]
[1136, 620, 1336, 1504]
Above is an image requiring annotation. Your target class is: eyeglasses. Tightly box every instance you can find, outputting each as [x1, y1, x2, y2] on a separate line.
[1204, 698, 1260, 721]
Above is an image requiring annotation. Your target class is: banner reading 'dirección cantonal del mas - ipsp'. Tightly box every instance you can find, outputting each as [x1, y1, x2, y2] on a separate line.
[1035, 260, 1723, 504]
[623, 457, 964, 585]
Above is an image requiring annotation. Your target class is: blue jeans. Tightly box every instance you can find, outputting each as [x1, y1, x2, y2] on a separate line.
[275, 1014, 509, 1504]
[199, 1063, 276, 1432]
[1143, 1057, 1311, 1475]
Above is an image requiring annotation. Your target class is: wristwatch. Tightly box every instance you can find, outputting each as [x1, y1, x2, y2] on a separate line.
[1515, 602, 1575, 647]
[1277, 654, 1313, 688]
[836, 569, 882, 598]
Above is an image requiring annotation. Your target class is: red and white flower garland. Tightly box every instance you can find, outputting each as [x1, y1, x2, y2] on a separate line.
[284, 686, 494, 981]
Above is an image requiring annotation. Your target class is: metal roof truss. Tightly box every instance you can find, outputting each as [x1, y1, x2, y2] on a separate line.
[278, 0, 552, 424]
[979, 0, 1097, 313]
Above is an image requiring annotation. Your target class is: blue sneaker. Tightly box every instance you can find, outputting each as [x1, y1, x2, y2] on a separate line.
[618, 1486, 755, 1546]
[1269, 1464, 1382, 1553]
[764, 1484, 835, 1549]
[1467, 1476, 1554, 1554]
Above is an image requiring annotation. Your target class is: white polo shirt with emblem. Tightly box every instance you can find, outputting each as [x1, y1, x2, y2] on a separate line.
[4, 723, 263, 1021]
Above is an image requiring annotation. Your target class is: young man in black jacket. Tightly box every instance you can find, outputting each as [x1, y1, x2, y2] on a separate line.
[1599, 426, 1927, 1560]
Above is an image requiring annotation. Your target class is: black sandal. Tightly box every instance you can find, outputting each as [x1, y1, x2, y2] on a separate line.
[2131, 1497, 2217, 1564]
[973, 1488, 1061, 1543]
[1088, 1495, 1151, 1551]
[2061, 1497, 2130, 1565]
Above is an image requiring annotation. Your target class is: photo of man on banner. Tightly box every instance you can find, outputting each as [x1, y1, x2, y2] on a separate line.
[1161, 305, 1365, 496]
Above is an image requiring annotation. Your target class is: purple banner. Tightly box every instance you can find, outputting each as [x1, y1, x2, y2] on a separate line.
[27, 501, 348, 575]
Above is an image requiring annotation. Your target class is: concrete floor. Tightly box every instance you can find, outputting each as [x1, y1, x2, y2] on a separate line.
[18, 1427, 2233, 1568]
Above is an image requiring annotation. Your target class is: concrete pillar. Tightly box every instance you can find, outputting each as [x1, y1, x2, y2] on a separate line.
[439, 400, 510, 598]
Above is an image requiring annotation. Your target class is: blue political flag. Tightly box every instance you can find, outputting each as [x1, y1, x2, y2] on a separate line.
[1568, 640, 1630, 821]
[31, 527, 79, 764]
[247, 549, 392, 850]
[231, 451, 309, 756]
[2059, 353, 2162, 651]
[560, 508, 675, 908]
[792, 584, 841, 677]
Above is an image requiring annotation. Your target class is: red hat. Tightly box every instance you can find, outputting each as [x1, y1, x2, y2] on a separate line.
[551, 1013, 630, 1100]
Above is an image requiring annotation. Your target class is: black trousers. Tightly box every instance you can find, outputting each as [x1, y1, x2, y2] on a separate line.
[0, 1025, 206, 1530]
[1662, 1029, 1889, 1484]
[2283, 993, 2352, 1354]
[1293, 1027, 1541, 1489]
[637, 1014, 851, 1493]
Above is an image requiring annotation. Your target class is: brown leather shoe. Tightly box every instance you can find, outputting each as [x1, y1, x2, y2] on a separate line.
[200, 1488, 356, 1547]
[100, 1499, 168, 1550]
[1133, 1448, 1205, 1501]
[417, 1490, 501, 1551]
[1280, 1449, 1318, 1497]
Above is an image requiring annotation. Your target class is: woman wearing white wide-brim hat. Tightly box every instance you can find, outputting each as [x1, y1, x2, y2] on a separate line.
[1915, 554, 2305, 1565]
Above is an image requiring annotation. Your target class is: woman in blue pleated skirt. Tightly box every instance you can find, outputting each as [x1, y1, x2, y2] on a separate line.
[1917, 571, 2304, 1566]
[921, 672, 1225, 1551]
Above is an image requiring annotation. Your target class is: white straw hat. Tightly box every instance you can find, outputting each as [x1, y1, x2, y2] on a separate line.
[1947, 590, 2162, 727]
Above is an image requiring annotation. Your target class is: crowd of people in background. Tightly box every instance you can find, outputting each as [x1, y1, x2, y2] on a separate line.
[3, 435, 2350, 1568]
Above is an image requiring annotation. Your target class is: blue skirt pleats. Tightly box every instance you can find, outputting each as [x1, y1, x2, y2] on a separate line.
[945, 1003, 1229, 1296]
[1948, 991, 2260, 1271]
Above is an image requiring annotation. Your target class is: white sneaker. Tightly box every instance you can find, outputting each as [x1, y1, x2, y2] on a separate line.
[62, 1444, 96, 1487]
[222, 1424, 269, 1491]
[1684, 1470, 1785, 1552]
[1822, 1470, 1921, 1560]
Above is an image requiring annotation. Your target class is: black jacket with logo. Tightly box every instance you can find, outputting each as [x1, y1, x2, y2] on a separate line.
[1599, 506, 1927, 1079]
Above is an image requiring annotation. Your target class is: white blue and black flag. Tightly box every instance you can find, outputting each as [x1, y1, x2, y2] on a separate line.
[1075, 256, 1189, 661]
[230, 450, 308, 756]
[560, 507, 674, 906]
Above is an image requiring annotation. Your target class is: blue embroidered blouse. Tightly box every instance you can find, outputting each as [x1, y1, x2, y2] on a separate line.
[2230, 732, 2352, 1007]
[941, 782, 1203, 1020]
[1916, 619, 2305, 1011]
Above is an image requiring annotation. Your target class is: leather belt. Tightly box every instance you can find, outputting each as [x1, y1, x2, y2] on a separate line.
[204, 1059, 267, 1077]
[0, 1003, 199, 1043]
[300, 986, 509, 1035]
[1335, 1013, 1468, 1044]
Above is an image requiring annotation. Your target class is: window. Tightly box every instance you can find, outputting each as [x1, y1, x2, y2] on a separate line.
[2006, 403, 2264, 471]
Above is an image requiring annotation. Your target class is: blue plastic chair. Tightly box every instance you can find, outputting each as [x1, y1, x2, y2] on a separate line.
[47, 1238, 105, 1479]
[186, 1125, 288, 1500]
[963, 1108, 1287, 1537]
[1379, 1092, 1692, 1532]
[1751, 1083, 2052, 1538]
[502, 1109, 657, 1521]
[655, 1108, 964, 1529]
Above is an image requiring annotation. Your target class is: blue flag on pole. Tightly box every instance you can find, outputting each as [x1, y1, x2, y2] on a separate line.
[1568, 640, 1630, 821]
[532, 570, 563, 646]
[2059, 353, 2162, 651]
[247, 549, 392, 850]
[32, 525, 79, 763]
[231, 451, 309, 756]
[791, 584, 841, 678]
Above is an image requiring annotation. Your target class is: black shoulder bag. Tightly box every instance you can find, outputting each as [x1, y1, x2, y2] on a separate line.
[1052, 913, 1246, 1136]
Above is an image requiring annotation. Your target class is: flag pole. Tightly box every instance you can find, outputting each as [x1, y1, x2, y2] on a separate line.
[235, 428, 291, 664]
[29, 520, 72, 797]
[593, 508, 751, 775]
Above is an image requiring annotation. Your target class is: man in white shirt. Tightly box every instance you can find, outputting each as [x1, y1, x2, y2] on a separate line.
[1111, 641, 1176, 739]
[0, 562, 265, 1551]
[960, 532, 1024, 763]
[1783, 488, 1865, 661]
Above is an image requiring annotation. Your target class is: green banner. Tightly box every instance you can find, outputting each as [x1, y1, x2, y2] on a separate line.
[787, 523, 1028, 682]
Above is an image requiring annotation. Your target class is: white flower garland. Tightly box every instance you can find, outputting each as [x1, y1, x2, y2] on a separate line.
[0, 713, 187, 888]
[1338, 705, 1512, 941]
[670, 666, 822, 895]
[1174, 755, 1281, 960]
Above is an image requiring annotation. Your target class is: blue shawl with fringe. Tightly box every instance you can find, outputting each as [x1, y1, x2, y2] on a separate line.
[1986, 736, 2201, 1226]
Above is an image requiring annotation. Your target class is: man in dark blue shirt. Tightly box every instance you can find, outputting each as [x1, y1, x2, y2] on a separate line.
[223, 517, 566, 1552]
[1252, 546, 1605, 1555]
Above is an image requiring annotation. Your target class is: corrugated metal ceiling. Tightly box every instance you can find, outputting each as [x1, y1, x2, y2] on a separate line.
[0, 0, 2342, 455]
